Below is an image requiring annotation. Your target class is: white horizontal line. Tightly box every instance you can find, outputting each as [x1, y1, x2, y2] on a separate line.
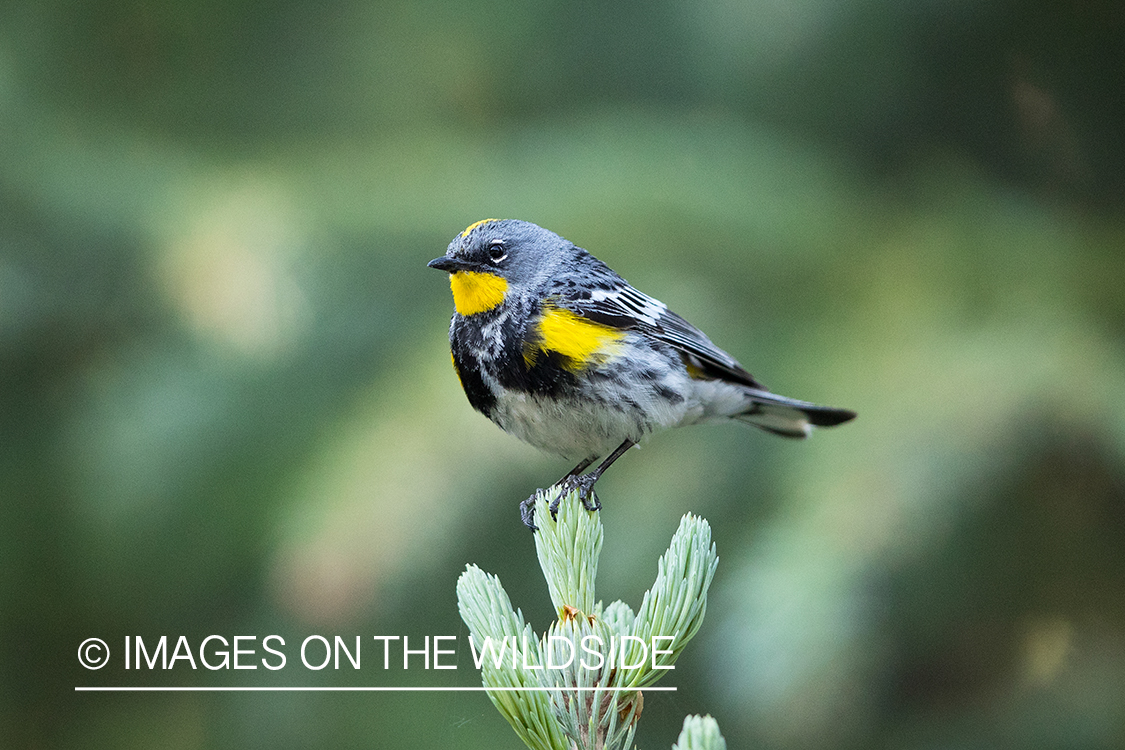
[75, 686, 675, 692]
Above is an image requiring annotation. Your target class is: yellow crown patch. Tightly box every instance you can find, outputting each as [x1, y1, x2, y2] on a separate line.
[460, 218, 499, 238]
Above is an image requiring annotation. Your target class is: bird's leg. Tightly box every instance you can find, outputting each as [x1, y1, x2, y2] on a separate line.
[519, 444, 635, 531]
[564, 456, 596, 478]
[520, 456, 597, 531]
[557, 439, 636, 514]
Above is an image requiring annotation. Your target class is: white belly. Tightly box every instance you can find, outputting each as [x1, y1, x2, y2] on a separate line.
[483, 335, 758, 461]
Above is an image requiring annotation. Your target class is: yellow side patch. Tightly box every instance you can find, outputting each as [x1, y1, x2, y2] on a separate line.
[683, 357, 707, 380]
[460, 218, 498, 237]
[450, 271, 508, 316]
[450, 351, 463, 386]
[526, 305, 625, 372]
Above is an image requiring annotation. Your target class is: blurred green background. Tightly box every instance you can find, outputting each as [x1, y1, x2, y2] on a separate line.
[3, 0, 1124, 748]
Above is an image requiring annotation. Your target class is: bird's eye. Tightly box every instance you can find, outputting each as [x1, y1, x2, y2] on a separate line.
[487, 241, 507, 262]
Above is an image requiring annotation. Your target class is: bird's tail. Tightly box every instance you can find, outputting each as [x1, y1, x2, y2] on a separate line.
[734, 388, 856, 438]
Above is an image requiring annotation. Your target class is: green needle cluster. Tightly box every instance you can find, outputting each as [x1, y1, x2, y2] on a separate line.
[456, 486, 725, 750]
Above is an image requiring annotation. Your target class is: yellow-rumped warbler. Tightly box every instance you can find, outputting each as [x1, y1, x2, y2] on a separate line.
[429, 219, 855, 528]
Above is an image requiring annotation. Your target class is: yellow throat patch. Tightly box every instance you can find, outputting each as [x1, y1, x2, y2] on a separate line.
[449, 271, 508, 316]
[525, 305, 625, 372]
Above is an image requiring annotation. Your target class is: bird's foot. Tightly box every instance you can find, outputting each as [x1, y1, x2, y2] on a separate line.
[557, 473, 602, 513]
[519, 474, 603, 532]
[519, 493, 540, 532]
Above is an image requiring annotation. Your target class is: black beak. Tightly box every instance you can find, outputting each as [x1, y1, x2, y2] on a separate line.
[427, 256, 476, 273]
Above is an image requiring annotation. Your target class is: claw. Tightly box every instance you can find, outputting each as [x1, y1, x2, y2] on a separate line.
[521, 462, 613, 532]
[519, 494, 540, 532]
[557, 473, 602, 513]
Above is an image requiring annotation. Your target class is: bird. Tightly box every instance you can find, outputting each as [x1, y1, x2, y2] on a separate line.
[428, 219, 855, 528]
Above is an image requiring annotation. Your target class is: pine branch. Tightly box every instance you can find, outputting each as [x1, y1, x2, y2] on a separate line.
[456, 485, 726, 750]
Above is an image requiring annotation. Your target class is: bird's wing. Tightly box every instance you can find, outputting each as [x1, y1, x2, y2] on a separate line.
[556, 281, 768, 390]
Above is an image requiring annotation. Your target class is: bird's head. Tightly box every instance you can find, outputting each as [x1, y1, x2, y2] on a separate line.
[428, 219, 573, 316]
